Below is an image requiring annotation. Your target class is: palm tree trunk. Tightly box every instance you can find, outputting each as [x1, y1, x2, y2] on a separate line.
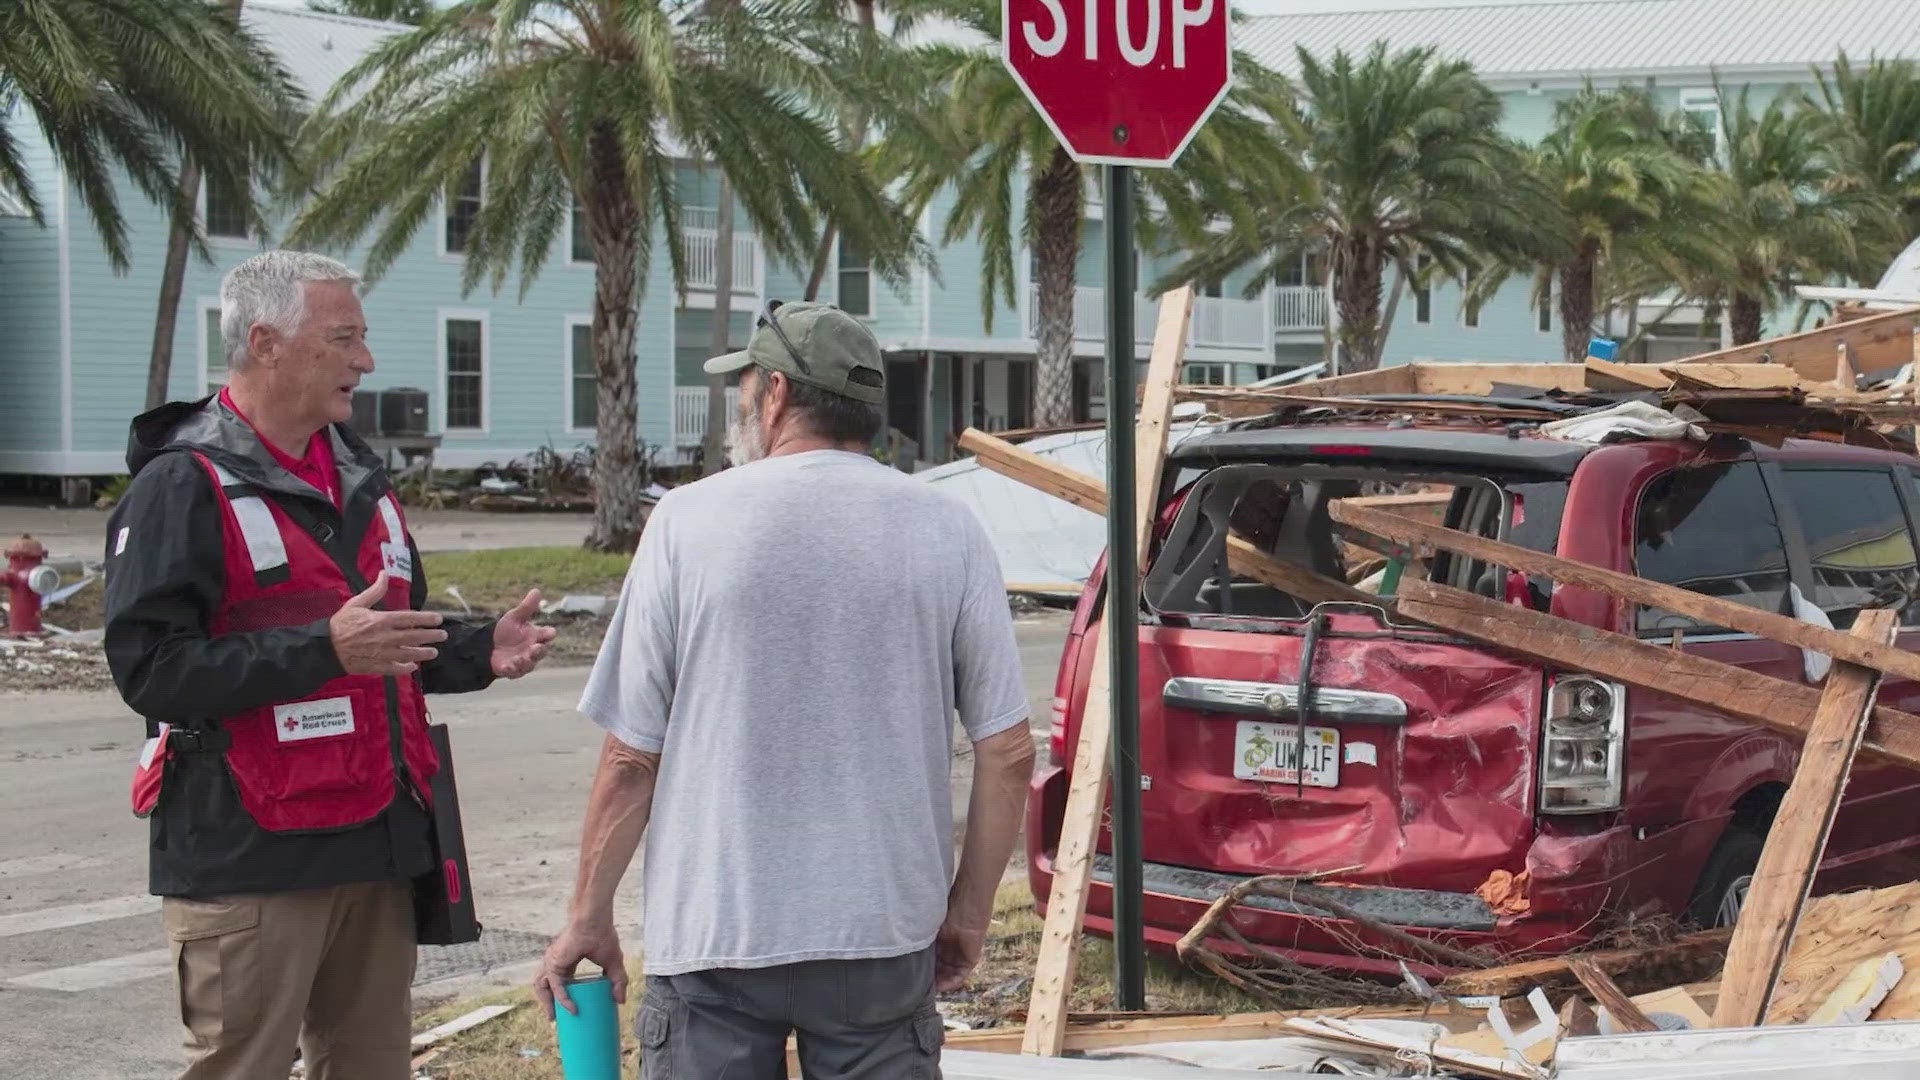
[146, 158, 201, 410]
[1030, 146, 1081, 426]
[803, 0, 877, 302]
[1730, 292, 1765, 345]
[1557, 241, 1600, 362]
[700, 180, 736, 476]
[145, 0, 244, 411]
[1331, 234, 1386, 372]
[585, 123, 647, 552]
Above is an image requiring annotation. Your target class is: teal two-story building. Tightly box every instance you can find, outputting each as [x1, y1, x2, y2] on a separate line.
[2, 0, 1915, 482]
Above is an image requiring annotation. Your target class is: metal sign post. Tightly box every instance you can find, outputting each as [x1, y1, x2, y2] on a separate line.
[1101, 162, 1145, 1010]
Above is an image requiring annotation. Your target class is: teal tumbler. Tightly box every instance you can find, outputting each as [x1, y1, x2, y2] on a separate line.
[553, 973, 623, 1080]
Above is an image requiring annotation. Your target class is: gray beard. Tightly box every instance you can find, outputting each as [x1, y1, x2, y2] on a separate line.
[724, 399, 766, 467]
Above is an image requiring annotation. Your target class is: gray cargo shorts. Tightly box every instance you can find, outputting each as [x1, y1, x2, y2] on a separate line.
[637, 945, 944, 1079]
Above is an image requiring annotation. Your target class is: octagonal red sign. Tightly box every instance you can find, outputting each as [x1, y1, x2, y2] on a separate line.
[1002, 0, 1232, 167]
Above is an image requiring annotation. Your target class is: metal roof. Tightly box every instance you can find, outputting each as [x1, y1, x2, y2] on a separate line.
[1240, 0, 1920, 83]
[242, 3, 406, 101]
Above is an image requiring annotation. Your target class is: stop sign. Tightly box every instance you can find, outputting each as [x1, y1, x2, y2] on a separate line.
[1002, 0, 1232, 167]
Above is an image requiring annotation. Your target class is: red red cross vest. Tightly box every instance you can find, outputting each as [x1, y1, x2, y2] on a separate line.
[132, 453, 441, 832]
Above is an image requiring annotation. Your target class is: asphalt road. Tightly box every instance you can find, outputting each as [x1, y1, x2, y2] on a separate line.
[0, 609, 1071, 1080]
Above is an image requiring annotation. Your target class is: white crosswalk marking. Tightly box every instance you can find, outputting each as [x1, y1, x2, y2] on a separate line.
[5, 948, 172, 992]
[0, 854, 107, 880]
[0, 895, 160, 939]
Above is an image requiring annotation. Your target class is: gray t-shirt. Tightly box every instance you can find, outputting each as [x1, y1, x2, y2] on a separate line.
[579, 449, 1030, 975]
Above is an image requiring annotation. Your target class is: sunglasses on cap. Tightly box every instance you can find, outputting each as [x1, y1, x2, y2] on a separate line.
[756, 298, 812, 376]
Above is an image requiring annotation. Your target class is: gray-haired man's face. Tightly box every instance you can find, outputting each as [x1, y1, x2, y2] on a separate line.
[254, 280, 373, 429]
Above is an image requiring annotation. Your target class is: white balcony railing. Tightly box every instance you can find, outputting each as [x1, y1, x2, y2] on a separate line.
[682, 207, 760, 294]
[673, 385, 742, 448]
[1024, 285, 1269, 350]
[1274, 284, 1329, 331]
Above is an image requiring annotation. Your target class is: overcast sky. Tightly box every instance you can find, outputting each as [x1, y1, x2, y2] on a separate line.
[1237, 0, 1596, 14]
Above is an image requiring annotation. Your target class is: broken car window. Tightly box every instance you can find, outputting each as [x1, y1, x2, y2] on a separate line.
[1635, 462, 1791, 635]
[1778, 469, 1920, 629]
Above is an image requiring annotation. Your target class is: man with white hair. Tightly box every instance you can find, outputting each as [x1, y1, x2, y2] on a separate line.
[104, 250, 557, 1079]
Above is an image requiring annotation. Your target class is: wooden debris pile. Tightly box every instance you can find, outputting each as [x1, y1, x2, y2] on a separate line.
[1172, 306, 1920, 451]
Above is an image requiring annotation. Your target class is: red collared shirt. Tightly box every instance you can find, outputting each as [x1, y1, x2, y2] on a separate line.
[219, 387, 340, 508]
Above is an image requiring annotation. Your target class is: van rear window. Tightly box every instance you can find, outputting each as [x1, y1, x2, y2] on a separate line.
[1634, 462, 1791, 635]
[1144, 465, 1567, 623]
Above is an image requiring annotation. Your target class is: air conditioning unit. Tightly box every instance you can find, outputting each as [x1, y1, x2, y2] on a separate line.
[350, 390, 380, 436]
[379, 388, 429, 437]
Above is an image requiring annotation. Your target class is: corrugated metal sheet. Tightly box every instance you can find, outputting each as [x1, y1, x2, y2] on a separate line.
[1240, 0, 1920, 80]
[242, 3, 404, 100]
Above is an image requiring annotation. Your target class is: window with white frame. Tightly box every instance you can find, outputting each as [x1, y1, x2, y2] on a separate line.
[444, 159, 483, 255]
[444, 318, 485, 429]
[204, 307, 224, 394]
[1413, 255, 1432, 324]
[1680, 89, 1722, 160]
[1181, 362, 1232, 385]
[1276, 252, 1309, 288]
[570, 321, 595, 430]
[838, 235, 871, 316]
[203, 172, 249, 239]
[570, 196, 592, 264]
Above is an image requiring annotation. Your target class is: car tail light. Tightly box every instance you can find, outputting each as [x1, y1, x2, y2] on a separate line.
[1048, 695, 1068, 763]
[1539, 676, 1625, 813]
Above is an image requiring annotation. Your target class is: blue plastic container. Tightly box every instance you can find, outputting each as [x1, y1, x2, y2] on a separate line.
[553, 973, 623, 1080]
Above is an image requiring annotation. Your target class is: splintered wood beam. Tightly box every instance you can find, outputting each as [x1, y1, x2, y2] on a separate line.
[1711, 609, 1898, 1029]
[1570, 959, 1659, 1033]
[1391, 579, 1920, 771]
[1658, 363, 1806, 391]
[1328, 502, 1920, 686]
[1672, 306, 1920, 381]
[1438, 929, 1733, 999]
[1022, 284, 1193, 1057]
[1585, 357, 1672, 391]
[958, 428, 1375, 609]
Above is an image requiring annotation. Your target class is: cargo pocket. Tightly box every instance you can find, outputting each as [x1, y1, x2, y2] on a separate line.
[637, 997, 672, 1080]
[163, 896, 261, 1047]
[910, 1008, 945, 1078]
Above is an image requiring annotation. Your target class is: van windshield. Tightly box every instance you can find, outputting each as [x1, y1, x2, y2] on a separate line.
[1144, 463, 1569, 625]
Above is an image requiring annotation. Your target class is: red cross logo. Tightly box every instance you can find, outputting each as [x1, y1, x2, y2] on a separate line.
[284, 717, 300, 732]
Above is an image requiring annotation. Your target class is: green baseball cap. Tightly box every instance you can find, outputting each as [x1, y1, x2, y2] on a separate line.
[703, 300, 886, 406]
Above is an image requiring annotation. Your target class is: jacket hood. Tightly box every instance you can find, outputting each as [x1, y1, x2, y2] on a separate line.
[125, 395, 384, 505]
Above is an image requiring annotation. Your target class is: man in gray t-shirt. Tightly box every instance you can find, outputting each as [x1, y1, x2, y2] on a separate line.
[536, 301, 1036, 1078]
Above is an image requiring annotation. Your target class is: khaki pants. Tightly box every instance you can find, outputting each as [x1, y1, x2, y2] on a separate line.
[164, 880, 416, 1080]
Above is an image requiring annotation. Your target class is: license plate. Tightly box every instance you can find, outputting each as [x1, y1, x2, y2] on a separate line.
[1233, 721, 1340, 787]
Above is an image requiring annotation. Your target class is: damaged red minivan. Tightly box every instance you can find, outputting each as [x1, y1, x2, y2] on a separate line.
[1028, 421, 1920, 975]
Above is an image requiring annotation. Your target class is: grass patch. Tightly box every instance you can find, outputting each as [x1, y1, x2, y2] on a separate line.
[421, 547, 630, 613]
[420, 879, 1269, 1076]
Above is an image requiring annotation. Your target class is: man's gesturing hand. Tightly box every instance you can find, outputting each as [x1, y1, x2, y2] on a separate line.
[491, 589, 557, 679]
[328, 575, 446, 676]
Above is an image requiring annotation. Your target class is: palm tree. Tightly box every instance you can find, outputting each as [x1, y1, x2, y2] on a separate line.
[1514, 86, 1723, 360]
[878, 0, 1296, 425]
[308, 0, 433, 21]
[288, 0, 924, 550]
[1157, 43, 1559, 373]
[1700, 82, 1901, 344]
[0, 0, 295, 266]
[1814, 52, 1920, 250]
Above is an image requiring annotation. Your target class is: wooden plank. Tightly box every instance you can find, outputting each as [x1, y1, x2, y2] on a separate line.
[1174, 388, 1564, 420]
[933, 1005, 1441, 1058]
[1836, 342, 1857, 391]
[1586, 357, 1671, 391]
[1657, 363, 1804, 391]
[409, 1003, 520, 1050]
[1327, 502, 1920, 687]
[1267, 365, 1420, 398]
[1022, 286, 1193, 1056]
[1391, 579, 1920, 771]
[1768, 880, 1920, 1022]
[1570, 959, 1659, 1033]
[960, 429, 1375, 608]
[1671, 306, 1920, 381]
[1711, 609, 1898, 1029]
[1407, 362, 1587, 396]
[1438, 929, 1734, 999]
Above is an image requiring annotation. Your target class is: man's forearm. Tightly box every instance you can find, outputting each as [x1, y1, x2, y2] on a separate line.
[950, 725, 1038, 924]
[568, 734, 661, 927]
